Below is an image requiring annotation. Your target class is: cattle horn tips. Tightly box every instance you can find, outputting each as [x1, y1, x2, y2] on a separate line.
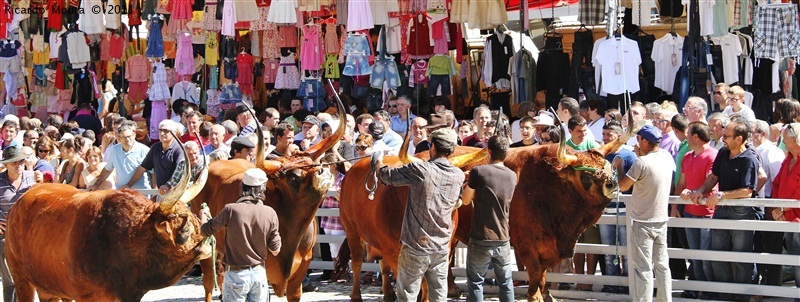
[160, 132, 193, 212]
[306, 80, 346, 161]
[449, 148, 489, 168]
[180, 135, 209, 203]
[399, 109, 422, 164]
[242, 102, 267, 170]
[550, 108, 578, 167]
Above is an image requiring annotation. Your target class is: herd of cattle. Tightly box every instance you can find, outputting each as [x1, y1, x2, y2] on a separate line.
[3, 97, 632, 302]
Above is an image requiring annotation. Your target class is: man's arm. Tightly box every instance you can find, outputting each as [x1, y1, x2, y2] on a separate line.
[615, 157, 635, 192]
[755, 166, 768, 195]
[124, 166, 147, 189]
[200, 206, 229, 238]
[88, 168, 113, 191]
[377, 159, 422, 187]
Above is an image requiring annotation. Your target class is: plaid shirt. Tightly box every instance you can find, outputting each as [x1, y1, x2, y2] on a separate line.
[579, 0, 606, 26]
[379, 157, 465, 254]
[166, 159, 204, 188]
[320, 174, 344, 231]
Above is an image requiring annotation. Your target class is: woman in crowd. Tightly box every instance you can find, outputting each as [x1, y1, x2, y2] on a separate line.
[57, 138, 86, 188]
[80, 146, 115, 190]
[354, 134, 374, 158]
[770, 98, 800, 144]
[605, 109, 623, 124]
[319, 153, 348, 282]
[36, 136, 59, 177]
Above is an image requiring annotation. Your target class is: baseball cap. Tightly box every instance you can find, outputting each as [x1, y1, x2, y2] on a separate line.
[303, 115, 320, 128]
[430, 128, 458, 145]
[637, 125, 662, 144]
[369, 121, 385, 140]
[242, 168, 268, 186]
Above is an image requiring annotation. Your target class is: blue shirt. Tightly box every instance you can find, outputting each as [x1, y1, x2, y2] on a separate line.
[105, 142, 151, 189]
[0, 171, 35, 221]
[390, 114, 417, 135]
[606, 148, 638, 208]
[382, 130, 403, 150]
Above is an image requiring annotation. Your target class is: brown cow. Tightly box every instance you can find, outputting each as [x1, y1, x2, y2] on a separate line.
[6, 136, 211, 302]
[190, 99, 346, 302]
[337, 116, 633, 302]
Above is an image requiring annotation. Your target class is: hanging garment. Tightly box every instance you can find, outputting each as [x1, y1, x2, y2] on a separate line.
[71, 69, 98, 108]
[221, 0, 236, 36]
[146, 15, 165, 58]
[79, 0, 105, 34]
[370, 55, 400, 89]
[66, 32, 91, 69]
[279, 26, 298, 48]
[324, 22, 339, 54]
[175, 32, 195, 75]
[482, 32, 514, 87]
[206, 89, 221, 117]
[409, 60, 429, 87]
[579, 0, 606, 25]
[347, 0, 374, 31]
[753, 4, 800, 61]
[249, 6, 272, 30]
[711, 0, 729, 37]
[297, 76, 327, 111]
[342, 33, 372, 76]
[47, 0, 63, 30]
[172, 0, 194, 19]
[209, 65, 220, 89]
[467, 0, 506, 29]
[172, 81, 199, 104]
[407, 14, 433, 59]
[105, 0, 122, 29]
[450, 0, 469, 23]
[261, 23, 281, 58]
[652, 33, 684, 94]
[275, 54, 300, 89]
[149, 100, 168, 140]
[736, 32, 754, 85]
[219, 83, 243, 104]
[568, 30, 597, 100]
[710, 33, 743, 84]
[510, 49, 537, 103]
[223, 58, 238, 80]
[264, 59, 279, 83]
[234, 0, 260, 23]
[323, 54, 340, 78]
[205, 32, 219, 65]
[538, 37, 570, 110]
[267, 0, 298, 24]
[148, 61, 171, 100]
[631, 0, 656, 26]
[237, 52, 255, 94]
[594, 36, 642, 95]
[204, 4, 222, 31]
[383, 18, 402, 54]
[300, 24, 324, 71]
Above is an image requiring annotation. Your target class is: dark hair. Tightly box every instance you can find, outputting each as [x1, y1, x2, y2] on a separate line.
[605, 109, 622, 122]
[199, 121, 214, 138]
[728, 120, 751, 142]
[671, 114, 689, 133]
[603, 121, 624, 136]
[519, 116, 534, 126]
[543, 125, 562, 143]
[240, 184, 266, 203]
[278, 97, 293, 111]
[432, 96, 451, 111]
[185, 111, 203, 120]
[47, 114, 63, 129]
[2, 120, 19, 131]
[688, 121, 712, 142]
[293, 109, 312, 121]
[586, 99, 606, 115]
[60, 121, 79, 136]
[559, 97, 580, 116]
[567, 115, 587, 131]
[172, 99, 189, 115]
[431, 138, 455, 157]
[487, 135, 509, 161]
[776, 98, 800, 124]
[272, 122, 294, 138]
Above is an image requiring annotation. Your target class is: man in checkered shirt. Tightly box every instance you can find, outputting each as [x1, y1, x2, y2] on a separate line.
[376, 128, 465, 302]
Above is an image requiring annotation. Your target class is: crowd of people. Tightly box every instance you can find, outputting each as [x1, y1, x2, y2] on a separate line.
[0, 87, 797, 301]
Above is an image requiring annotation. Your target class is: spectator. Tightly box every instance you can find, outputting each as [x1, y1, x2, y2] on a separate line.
[317, 113, 333, 123]
[368, 121, 392, 155]
[532, 112, 555, 143]
[707, 112, 730, 150]
[101, 116, 126, 157]
[270, 123, 298, 158]
[683, 96, 709, 124]
[198, 122, 213, 144]
[69, 103, 103, 135]
[2, 115, 23, 146]
[373, 110, 402, 151]
[319, 153, 347, 282]
[221, 120, 238, 146]
[712, 83, 730, 112]
[338, 126, 356, 160]
[654, 109, 680, 159]
[294, 116, 321, 151]
[282, 98, 304, 133]
[89, 123, 152, 191]
[624, 102, 647, 147]
[127, 120, 184, 195]
[556, 97, 596, 143]
[230, 136, 256, 161]
[671, 114, 691, 188]
[616, 125, 675, 301]
[0, 146, 38, 301]
[82, 130, 97, 147]
[511, 116, 535, 147]
[81, 146, 114, 190]
[355, 113, 373, 136]
[462, 106, 492, 147]
[354, 134, 374, 158]
[752, 120, 786, 287]
[36, 136, 59, 174]
[406, 117, 429, 155]
[387, 97, 399, 117]
[27, 144, 54, 183]
[771, 122, 800, 292]
[45, 114, 63, 130]
[431, 96, 451, 113]
[566, 116, 601, 151]
[290, 109, 313, 139]
[599, 121, 636, 294]
[345, 114, 356, 132]
[605, 108, 622, 123]
[510, 101, 535, 142]
[204, 125, 230, 155]
[457, 121, 475, 145]
[44, 125, 60, 144]
[390, 96, 417, 136]
[686, 119, 763, 301]
[539, 125, 561, 144]
[475, 120, 497, 148]
[23, 130, 39, 148]
[56, 137, 86, 188]
[722, 86, 757, 123]
[262, 107, 281, 132]
[0, 120, 19, 150]
[161, 141, 204, 195]
[769, 98, 800, 143]
[209, 148, 230, 162]
[676, 122, 717, 298]
[463, 135, 517, 302]
[585, 100, 606, 144]
[181, 111, 208, 145]
[236, 105, 258, 137]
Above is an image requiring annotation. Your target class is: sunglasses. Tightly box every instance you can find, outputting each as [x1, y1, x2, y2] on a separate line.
[37, 149, 50, 153]
[540, 137, 552, 143]
[356, 146, 369, 151]
[158, 129, 171, 134]
[713, 91, 723, 95]
[389, 105, 398, 108]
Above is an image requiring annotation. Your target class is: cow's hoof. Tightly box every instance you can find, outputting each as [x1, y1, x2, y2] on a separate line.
[350, 298, 363, 302]
[381, 292, 397, 302]
[544, 293, 557, 302]
[447, 287, 462, 298]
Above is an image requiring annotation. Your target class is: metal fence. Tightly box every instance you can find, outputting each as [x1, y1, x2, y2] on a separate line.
[311, 191, 800, 301]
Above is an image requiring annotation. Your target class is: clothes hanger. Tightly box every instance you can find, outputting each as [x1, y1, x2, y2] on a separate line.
[576, 23, 589, 32]
[668, 20, 677, 37]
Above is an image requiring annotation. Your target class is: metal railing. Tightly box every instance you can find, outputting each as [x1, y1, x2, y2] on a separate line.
[311, 191, 800, 300]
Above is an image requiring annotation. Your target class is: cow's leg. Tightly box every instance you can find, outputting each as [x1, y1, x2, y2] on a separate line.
[523, 258, 547, 302]
[446, 244, 462, 298]
[286, 251, 313, 302]
[199, 257, 215, 302]
[346, 237, 365, 301]
[379, 259, 396, 302]
[13, 278, 33, 302]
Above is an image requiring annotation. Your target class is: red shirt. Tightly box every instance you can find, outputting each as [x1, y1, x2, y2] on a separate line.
[682, 146, 718, 217]
[180, 133, 209, 145]
[770, 152, 800, 222]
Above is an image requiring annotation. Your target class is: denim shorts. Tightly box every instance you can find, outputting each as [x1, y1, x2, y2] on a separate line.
[223, 59, 237, 80]
[209, 66, 219, 89]
[370, 57, 400, 89]
[427, 74, 451, 96]
[343, 54, 371, 76]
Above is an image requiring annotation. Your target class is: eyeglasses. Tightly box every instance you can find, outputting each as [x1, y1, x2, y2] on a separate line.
[355, 146, 369, 151]
[540, 137, 552, 143]
[785, 123, 800, 138]
[158, 129, 171, 134]
[713, 91, 723, 95]
[37, 149, 50, 153]
[389, 105, 398, 108]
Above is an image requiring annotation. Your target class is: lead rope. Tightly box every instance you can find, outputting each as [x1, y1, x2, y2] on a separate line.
[365, 152, 381, 200]
[612, 155, 622, 267]
[200, 202, 218, 290]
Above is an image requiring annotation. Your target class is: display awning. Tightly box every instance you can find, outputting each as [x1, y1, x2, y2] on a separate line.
[504, 0, 580, 11]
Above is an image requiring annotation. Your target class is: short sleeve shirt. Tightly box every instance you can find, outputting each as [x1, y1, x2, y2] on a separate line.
[627, 150, 676, 222]
[0, 171, 35, 221]
[105, 142, 152, 189]
[711, 146, 760, 192]
[140, 141, 184, 187]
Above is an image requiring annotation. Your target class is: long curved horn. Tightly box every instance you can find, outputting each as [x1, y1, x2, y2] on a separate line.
[241, 102, 267, 169]
[594, 94, 635, 156]
[306, 80, 346, 160]
[450, 148, 489, 168]
[161, 132, 192, 213]
[180, 135, 209, 203]
[399, 109, 422, 164]
[550, 108, 578, 166]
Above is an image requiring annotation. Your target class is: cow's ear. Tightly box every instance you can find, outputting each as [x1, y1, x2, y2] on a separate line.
[155, 219, 173, 239]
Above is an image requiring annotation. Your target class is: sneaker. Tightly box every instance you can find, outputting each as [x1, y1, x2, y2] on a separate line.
[302, 282, 319, 292]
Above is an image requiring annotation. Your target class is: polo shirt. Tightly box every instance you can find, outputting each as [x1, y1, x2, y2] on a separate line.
[660, 130, 681, 159]
[682, 147, 718, 217]
[382, 130, 403, 150]
[390, 114, 417, 136]
[771, 152, 800, 222]
[595, 36, 642, 95]
[711, 146, 761, 212]
[105, 142, 151, 189]
[0, 171, 35, 220]
[141, 140, 184, 187]
[566, 138, 601, 151]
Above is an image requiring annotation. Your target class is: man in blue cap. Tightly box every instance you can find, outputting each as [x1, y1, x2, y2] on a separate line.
[615, 124, 675, 301]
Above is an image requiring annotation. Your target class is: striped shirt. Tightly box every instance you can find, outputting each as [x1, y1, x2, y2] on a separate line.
[379, 157, 465, 254]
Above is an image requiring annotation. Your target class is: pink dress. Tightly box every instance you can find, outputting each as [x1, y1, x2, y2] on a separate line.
[347, 0, 373, 31]
[261, 23, 281, 58]
[300, 25, 323, 71]
[171, 0, 194, 19]
[263, 59, 279, 83]
[174, 32, 194, 75]
[221, 0, 235, 36]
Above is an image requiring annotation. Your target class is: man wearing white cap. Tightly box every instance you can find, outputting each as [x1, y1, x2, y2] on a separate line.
[200, 168, 281, 302]
[375, 128, 466, 301]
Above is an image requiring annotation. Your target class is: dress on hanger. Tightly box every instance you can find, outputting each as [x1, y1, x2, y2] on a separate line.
[237, 53, 255, 94]
[221, 0, 236, 36]
[407, 14, 433, 59]
[105, 0, 122, 29]
[149, 61, 171, 100]
[267, 0, 298, 24]
[79, 0, 105, 34]
[347, 0, 374, 31]
[324, 23, 339, 54]
[300, 25, 323, 71]
[234, 0, 260, 22]
[274, 53, 300, 89]
[145, 15, 165, 58]
[264, 59, 279, 83]
[171, 0, 194, 19]
[203, 3, 222, 31]
[175, 32, 194, 75]
[262, 23, 281, 58]
[205, 32, 219, 65]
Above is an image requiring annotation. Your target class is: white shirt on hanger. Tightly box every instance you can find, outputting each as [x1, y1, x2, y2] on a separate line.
[651, 33, 684, 94]
[632, 0, 657, 26]
[683, 0, 715, 36]
[591, 37, 608, 97]
[710, 33, 743, 85]
[595, 36, 642, 95]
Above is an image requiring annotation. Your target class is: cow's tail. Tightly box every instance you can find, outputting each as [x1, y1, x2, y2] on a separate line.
[332, 239, 351, 281]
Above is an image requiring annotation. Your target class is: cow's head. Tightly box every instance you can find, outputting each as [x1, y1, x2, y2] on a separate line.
[551, 111, 634, 202]
[149, 134, 212, 280]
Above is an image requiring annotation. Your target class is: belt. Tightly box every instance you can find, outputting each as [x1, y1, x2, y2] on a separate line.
[227, 264, 261, 271]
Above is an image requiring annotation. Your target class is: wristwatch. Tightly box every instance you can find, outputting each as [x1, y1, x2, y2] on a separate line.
[716, 191, 724, 199]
